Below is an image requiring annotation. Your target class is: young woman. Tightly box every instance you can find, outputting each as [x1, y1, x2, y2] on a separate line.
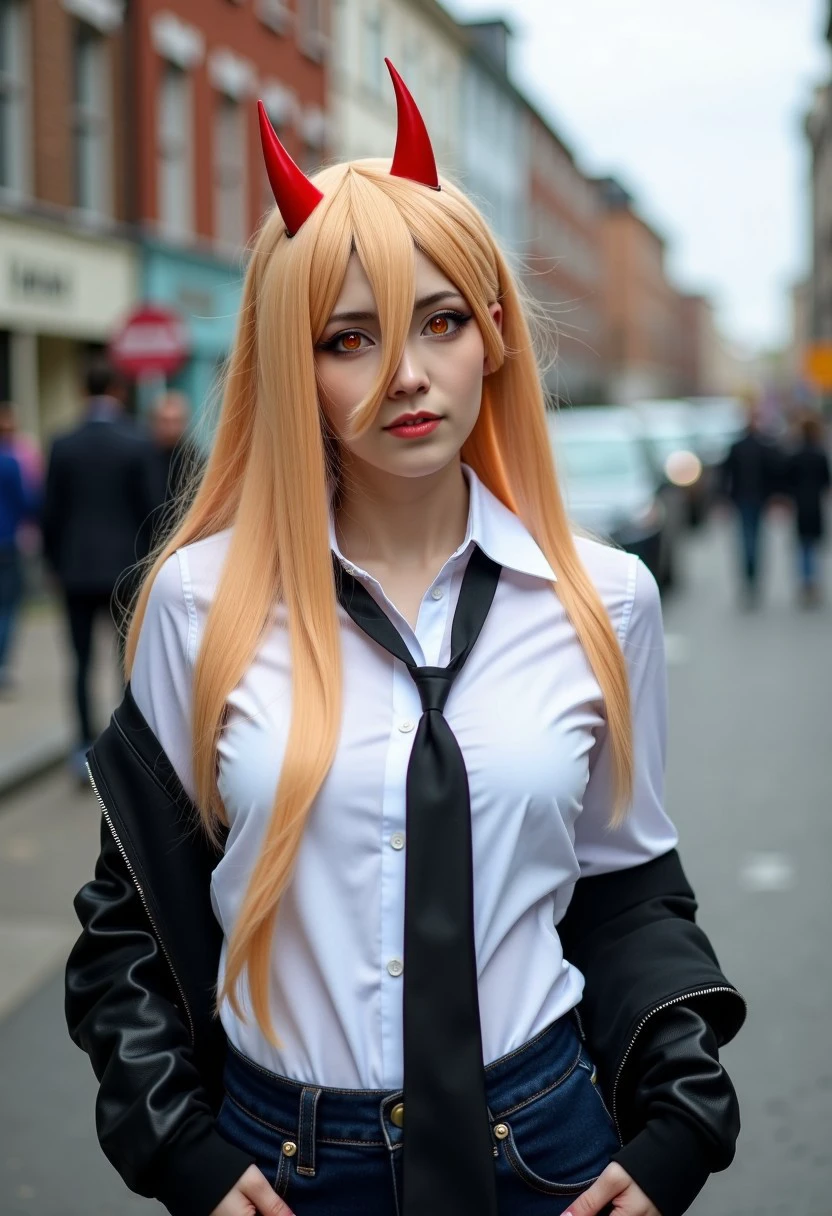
[66, 62, 745, 1216]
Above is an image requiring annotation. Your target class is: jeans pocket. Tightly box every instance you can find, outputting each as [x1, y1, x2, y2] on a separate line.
[495, 1045, 621, 1197]
[216, 1091, 293, 1196]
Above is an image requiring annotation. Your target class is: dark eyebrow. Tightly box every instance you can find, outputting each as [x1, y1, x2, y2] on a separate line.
[326, 290, 465, 326]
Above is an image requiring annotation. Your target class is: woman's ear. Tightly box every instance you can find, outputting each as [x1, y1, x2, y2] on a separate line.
[483, 302, 504, 377]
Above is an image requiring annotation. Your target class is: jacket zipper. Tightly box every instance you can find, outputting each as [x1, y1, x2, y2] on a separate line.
[86, 761, 196, 1046]
[611, 984, 746, 1139]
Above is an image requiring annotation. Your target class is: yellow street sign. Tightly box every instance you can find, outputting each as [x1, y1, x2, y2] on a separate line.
[804, 344, 832, 389]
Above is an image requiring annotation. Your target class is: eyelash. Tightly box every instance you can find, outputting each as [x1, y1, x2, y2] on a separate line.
[318, 309, 473, 356]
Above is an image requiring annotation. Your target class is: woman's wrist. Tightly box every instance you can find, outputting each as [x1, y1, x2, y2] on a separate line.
[611, 1115, 714, 1216]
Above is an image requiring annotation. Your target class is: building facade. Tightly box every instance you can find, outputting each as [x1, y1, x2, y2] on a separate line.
[806, 2, 832, 351]
[457, 20, 528, 257]
[526, 108, 603, 404]
[0, 0, 139, 441]
[597, 177, 685, 403]
[329, 0, 463, 176]
[131, 0, 329, 415]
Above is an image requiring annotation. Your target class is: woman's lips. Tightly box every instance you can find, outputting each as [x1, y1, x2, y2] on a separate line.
[385, 417, 442, 439]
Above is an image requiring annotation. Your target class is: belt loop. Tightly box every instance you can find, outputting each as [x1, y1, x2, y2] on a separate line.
[297, 1086, 320, 1176]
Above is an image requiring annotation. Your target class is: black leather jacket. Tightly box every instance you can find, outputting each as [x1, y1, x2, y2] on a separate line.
[65, 687, 746, 1216]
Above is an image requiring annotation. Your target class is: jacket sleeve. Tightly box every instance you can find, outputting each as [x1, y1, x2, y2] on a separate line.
[559, 850, 746, 1216]
[65, 817, 253, 1216]
[611, 1005, 740, 1216]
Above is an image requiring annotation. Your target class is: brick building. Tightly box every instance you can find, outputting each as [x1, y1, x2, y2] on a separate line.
[0, 0, 138, 439]
[526, 109, 604, 405]
[596, 177, 685, 403]
[0, 0, 329, 439]
[130, 0, 329, 414]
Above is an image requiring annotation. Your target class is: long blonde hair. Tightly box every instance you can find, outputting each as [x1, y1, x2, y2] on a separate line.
[125, 160, 634, 1042]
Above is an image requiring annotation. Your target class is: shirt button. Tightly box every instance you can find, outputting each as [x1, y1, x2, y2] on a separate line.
[398, 719, 415, 733]
[387, 958, 404, 977]
[390, 832, 405, 851]
[430, 586, 444, 600]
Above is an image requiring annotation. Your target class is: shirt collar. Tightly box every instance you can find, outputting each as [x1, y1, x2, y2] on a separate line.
[329, 464, 556, 583]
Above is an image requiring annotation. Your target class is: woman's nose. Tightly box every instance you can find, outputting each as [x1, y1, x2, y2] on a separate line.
[388, 347, 430, 399]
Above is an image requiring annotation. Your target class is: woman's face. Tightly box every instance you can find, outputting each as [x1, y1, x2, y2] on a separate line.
[315, 249, 502, 480]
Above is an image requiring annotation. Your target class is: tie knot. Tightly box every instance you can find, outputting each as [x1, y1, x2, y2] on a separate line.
[410, 666, 454, 714]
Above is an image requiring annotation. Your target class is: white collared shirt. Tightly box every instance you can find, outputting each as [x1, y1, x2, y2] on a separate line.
[131, 465, 677, 1087]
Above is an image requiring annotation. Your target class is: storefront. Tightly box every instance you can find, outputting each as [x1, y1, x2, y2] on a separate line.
[0, 214, 139, 440]
[139, 239, 246, 424]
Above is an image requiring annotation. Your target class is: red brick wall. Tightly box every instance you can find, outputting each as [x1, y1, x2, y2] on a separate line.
[31, 0, 128, 219]
[134, 0, 329, 241]
[31, 0, 72, 207]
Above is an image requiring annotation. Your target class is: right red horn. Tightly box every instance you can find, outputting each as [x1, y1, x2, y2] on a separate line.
[385, 59, 440, 191]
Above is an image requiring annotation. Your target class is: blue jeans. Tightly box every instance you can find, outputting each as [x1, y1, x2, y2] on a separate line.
[737, 501, 763, 588]
[216, 1015, 621, 1215]
[798, 537, 819, 589]
[0, 545, 24, 675]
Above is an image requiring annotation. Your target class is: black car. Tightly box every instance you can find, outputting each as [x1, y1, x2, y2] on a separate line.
[548, 407, 679, 589]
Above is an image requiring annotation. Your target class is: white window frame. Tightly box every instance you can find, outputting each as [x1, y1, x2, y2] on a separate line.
[73, 20, 112, 216]
[0, 0, 30, 196]
[157, 62, 193, 238]
[297, 0, 326, 60]
[213, 93, 247, 249]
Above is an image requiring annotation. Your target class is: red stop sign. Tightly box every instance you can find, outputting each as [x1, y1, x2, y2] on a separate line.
[109, 305, 190, 378]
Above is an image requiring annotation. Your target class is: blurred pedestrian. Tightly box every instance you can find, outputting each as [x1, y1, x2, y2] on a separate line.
[786, 411, 830, 607]
[721, 402, 783, 607]
[0, 400, 45, 565]
[42, 359, 156, 779]
[0, 406, 38, 693]
[142, 390, 205, 551]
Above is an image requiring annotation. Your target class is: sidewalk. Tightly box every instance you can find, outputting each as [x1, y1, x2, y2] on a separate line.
[0, 601, 121, 798]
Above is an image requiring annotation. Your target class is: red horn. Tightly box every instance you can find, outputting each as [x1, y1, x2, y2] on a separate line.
[257, 100, 323, 236]
[385, 59, 440, 190]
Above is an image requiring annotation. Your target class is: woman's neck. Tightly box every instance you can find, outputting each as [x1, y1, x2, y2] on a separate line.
[334, 457, 470, 573]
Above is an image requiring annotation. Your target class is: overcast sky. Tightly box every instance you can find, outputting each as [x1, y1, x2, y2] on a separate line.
[445, 0, 831, 352]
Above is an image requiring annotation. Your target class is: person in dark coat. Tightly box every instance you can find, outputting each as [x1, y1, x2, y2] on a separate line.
[787, 411, 830, 606]
[42, 360, 156, 777]
[721, 404, 783, 607]
[141, 391, 205, 553]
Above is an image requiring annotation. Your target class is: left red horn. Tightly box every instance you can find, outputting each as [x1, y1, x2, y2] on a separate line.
[257, 100, 324, 236]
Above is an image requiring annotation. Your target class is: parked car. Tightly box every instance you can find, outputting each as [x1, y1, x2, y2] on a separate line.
[687, 396, 747, 469]
[631, 399, 709, 527]
[548, 406, 679, 589]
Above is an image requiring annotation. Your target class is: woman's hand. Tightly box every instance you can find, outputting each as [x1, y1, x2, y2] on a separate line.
[210, 1164, 295, 1216]
[564, 1162, 661, 1216]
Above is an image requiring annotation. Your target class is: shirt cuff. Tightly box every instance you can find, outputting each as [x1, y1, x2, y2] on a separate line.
[151, 1120, 255, 1216]
[611, 1115, 712, 1216]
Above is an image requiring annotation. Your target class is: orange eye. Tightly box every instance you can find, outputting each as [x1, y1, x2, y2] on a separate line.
[428, 315, 450, 335]
[341, 332, 362, 351]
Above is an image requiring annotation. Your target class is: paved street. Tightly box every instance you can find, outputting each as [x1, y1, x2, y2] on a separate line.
[0, 512, 830, 1215]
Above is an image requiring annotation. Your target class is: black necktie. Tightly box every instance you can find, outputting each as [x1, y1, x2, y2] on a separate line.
[335, 546, 501, 1216]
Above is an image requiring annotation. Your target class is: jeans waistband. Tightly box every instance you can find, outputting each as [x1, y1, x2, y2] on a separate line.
[222, 1012, 584, 1151]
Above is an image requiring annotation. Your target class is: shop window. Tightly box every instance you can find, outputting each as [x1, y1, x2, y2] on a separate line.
[73, 21, 111, 215]
[214, 94, 247, 248]
[298, 0, 325, 60]
[158, 64, 193, 238]
[0, 0, 29, 193]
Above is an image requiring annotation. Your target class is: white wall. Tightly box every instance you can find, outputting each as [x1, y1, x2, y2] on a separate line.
[329, 0, 463, 175]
